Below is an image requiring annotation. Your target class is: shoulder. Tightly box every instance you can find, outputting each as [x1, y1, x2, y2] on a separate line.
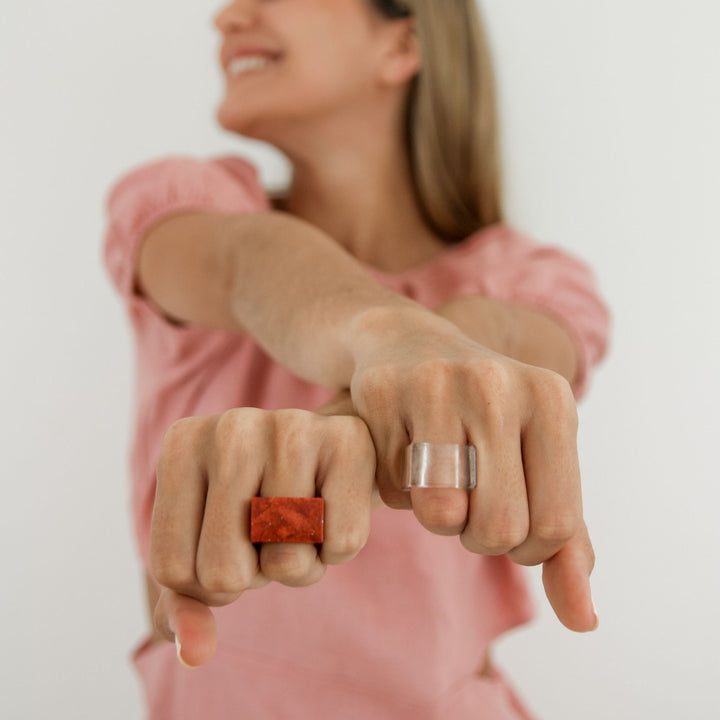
[102, 153, 272, 300]
[459, 222, 596, 272]
[460, 222, 535, 255]
[105, 153, 272, 214]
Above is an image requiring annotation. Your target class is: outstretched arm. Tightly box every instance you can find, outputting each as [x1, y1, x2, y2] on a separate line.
[136, 209, 444, 389]
[138, 209, 599, 635]
[137, 210, 581, 388]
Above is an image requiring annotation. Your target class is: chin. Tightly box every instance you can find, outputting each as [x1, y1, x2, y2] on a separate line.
[215, 103, 258, 137]
[216, 101, 306, 147]
[216, 93, 278, 132]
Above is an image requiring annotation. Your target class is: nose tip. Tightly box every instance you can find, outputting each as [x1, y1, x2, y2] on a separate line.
[212, 1, 257, 33]
[212, 4, 231, 33]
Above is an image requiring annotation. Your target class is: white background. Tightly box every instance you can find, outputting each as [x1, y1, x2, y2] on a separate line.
[2, 1, 718, 718]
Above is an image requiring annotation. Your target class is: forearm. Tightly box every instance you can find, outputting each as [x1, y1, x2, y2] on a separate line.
[227, 212, 577, 389]
[228, 211, 459, 389]
[434, 295, 580, 386]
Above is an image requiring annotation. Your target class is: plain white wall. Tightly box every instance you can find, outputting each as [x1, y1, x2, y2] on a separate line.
[2, 1, 718, 717]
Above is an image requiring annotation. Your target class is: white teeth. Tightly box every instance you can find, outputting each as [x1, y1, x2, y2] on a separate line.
[227, 55, 275, 76]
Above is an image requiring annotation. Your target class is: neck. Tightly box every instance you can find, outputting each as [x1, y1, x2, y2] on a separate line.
[262, 96, 446, 273]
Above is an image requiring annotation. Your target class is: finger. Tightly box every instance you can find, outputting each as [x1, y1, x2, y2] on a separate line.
[367, 419, 412, 510]
[542, 520, 598, 632]
[317, 417, 375, 565]
[196, 410, 267, 597]
[149, 417, 209, 593]
[153, 587, 218, 668]
[507, 378, 582, 567]
[259, 410, 325, 587]
[406, 417, 469, 536]
[350, 376, 411, 509]
[409, 486, 468, 535]
[460, 422, 529, 555]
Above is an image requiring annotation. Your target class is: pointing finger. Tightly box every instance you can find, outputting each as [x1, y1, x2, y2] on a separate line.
[542, 520, 598, 633]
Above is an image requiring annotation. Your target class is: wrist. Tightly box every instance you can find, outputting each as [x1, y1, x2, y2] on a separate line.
[433, 295, 511, 356]
[345, 304, 465, 370]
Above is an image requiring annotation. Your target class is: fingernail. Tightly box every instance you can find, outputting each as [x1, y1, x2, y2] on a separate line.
[175, 635, 194, 668]
[590, 600, 599, 631]
[168, 618, 193, 668]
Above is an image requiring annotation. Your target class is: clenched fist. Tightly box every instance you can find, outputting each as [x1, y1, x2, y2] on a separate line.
[148, 407, 376, 667]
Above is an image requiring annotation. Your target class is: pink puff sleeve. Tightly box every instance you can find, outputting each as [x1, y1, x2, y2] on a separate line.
[459, 225, 612, 401]
[102, 154, 270, 306]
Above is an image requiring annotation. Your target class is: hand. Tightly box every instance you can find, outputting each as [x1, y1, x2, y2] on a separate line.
[349, 312, 598, 633]
[149, 407, 376, 667]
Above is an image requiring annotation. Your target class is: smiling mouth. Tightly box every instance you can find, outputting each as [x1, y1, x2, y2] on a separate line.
[226, 55, 279, 79]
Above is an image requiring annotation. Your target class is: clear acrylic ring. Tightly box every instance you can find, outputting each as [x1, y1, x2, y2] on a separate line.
[402, 443, 477, 491]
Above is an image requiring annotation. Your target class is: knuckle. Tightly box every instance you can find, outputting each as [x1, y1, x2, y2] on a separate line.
[196, 564, 249, 596]
[333, 414, 369, 443]
[476, 522, 528, 554]
[479, 395, 510, 436]
[273, 407, 312, 429]
[409, 359, 457, 397]
[275, 408, 317, 452]
[355, 366, 398, 410]
[532, 516, 577, 545]
[332, 418, 375, 464]
[150, 555, 195, 590]
[532, 522, 573, 545]
[261, 546, 311, 583]
[478, 359, 513, 395]
[163, 415, 202, 445]
[332, 522, 370, 560]
[415, 493, 467, 534]
[214, 407, 266, 447]
[211, 409, 270, 480]
[473, 362, 516, 430]
[532, 371, 578, 429]
[158, 417, 203, 474]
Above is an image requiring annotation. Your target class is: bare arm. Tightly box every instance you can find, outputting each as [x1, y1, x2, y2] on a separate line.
[137, 210, 460, 388]
[137, 210, 579, 389]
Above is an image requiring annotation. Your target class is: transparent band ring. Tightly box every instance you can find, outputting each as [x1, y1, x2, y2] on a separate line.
[402, 443, 477, 491]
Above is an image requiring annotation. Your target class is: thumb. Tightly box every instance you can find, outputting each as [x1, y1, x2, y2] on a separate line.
[153, 587, 218, 667]
[542, 519, 599, 633]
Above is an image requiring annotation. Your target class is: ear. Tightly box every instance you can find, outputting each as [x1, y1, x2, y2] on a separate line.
[378, 19, 421, 87]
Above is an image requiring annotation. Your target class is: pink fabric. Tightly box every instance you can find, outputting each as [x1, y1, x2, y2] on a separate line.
[102, 154, 611, 719]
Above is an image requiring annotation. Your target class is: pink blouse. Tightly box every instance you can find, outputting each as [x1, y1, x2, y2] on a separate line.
[102, 154, 611, 720]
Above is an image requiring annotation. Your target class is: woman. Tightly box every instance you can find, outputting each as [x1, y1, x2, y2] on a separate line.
[103, 0, 610, 717]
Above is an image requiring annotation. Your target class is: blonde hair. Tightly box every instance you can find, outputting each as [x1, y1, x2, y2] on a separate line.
[394, 0, 504, 243]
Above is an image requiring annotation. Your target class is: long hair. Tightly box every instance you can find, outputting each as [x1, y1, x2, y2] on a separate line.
[371, 0, 504, 243]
